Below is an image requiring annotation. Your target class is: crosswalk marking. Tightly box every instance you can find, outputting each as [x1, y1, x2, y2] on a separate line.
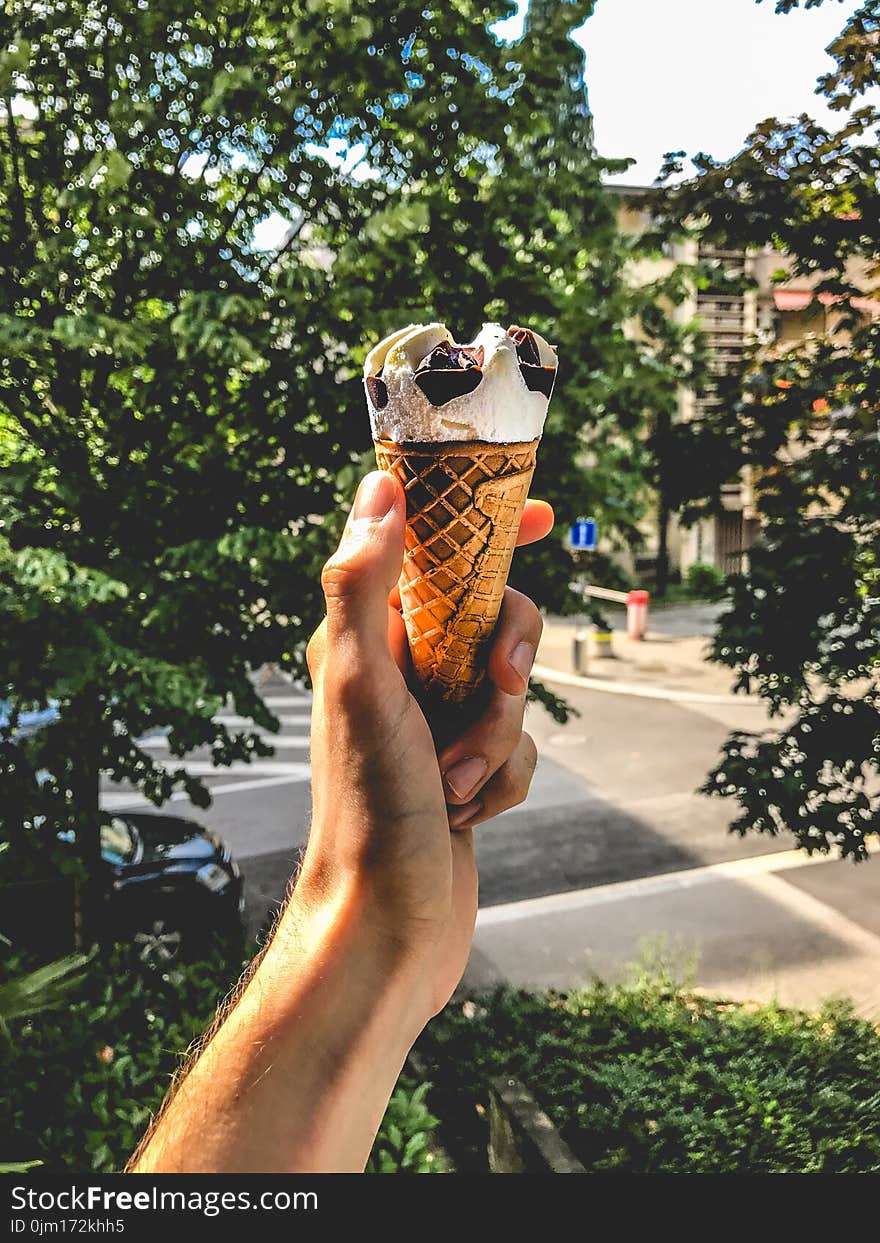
[106, 692, 314, 810]
[144, 760, 311, 776]
[138, 734, 310, 750]
[102, 771, 309, 812]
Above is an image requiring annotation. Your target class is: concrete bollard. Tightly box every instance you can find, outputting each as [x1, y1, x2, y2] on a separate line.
[572, 626, 589, 675]
[592, 628, 614, 659]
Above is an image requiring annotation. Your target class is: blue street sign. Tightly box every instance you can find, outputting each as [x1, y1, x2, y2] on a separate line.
[570, 518, 597, 551]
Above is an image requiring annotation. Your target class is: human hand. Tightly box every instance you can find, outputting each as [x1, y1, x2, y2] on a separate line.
[130, 470, 553, 1174]
[298, 469, 553, 1023]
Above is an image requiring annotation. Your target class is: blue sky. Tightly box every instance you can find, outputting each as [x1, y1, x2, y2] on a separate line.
[496, 0, 869, 184]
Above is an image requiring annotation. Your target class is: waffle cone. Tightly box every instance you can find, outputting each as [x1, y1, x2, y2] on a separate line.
[374, 438, 538, 702]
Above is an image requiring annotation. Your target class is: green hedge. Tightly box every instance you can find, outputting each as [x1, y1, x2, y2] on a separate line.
[416, 981, 880, 1173]
[685, 561, 726, 601]
[1, 948, 443, 1173]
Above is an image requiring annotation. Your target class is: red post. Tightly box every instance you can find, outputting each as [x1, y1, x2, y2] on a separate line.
[626, 589, 650, 640]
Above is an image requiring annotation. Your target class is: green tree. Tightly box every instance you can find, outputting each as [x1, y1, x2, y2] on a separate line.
[325, 2, 678, 610]
[632, 266, 708, 598]
[0, 0, 686, 940]
[657, 0, 879, 858]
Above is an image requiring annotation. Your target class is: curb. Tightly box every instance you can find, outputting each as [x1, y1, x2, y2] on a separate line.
[488, 1077, 587, 1174]
[532, 662, 762, 707]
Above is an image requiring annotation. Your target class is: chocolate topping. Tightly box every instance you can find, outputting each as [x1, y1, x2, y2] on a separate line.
[373, 326, 556, 411]
[509, 325, 542, 368]
[366, 374, 389, 409]
[414, 367, 483, 406]
[412, 339, 485, 406]
[418, 340, 484, 372]
[519, 363, 556, 399]
[509, 325, 556, 397]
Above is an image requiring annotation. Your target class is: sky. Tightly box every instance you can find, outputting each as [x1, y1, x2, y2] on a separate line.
[254, 0, 871, 248]
[495, 0, 868, 185]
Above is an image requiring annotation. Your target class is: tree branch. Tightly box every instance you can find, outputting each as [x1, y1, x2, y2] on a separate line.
[2, 97, 31, 263]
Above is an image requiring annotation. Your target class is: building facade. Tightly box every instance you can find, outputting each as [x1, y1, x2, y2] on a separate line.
[610, 186, 878, 583]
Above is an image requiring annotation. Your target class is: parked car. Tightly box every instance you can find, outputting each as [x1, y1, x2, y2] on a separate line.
[97, 812, 245, 965]
[0, 698, 60, 739]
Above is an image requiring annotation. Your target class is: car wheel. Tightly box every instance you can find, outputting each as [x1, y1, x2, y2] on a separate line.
[132, 919, 183, 967]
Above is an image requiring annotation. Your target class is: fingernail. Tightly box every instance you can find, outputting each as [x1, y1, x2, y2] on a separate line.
[352, 471, 396, 521]
[449, 799, 483, 829]
[509, 640, 535, 681]
[443, 755, 488, 801]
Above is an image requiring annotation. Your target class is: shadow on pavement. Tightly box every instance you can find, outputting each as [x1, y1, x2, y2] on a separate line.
[475, 795, 703, 907]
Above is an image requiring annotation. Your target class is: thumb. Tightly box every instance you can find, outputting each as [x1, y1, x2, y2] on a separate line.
[321, 470, 405, 663]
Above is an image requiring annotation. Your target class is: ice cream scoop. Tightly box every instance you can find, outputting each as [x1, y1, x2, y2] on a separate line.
[364, 321, 558, 705]
[364, 322, 557, 444]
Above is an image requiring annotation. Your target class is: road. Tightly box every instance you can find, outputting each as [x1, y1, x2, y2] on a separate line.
[100, 657, 788, 942]
[98, 643, 880, 1017]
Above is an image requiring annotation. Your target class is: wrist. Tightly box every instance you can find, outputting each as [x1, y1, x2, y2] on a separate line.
[257, 864, 434, 1048]
[134, 866, 432, 1173]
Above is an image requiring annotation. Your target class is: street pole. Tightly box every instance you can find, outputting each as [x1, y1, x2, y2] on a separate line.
[573, 551, 590, 675]
[569, 520, 597, 677]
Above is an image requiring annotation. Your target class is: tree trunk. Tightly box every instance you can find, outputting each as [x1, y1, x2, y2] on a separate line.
[70, 689, 103, 949]
[656, 493, 670, 600]
[655, 409, 672, 600]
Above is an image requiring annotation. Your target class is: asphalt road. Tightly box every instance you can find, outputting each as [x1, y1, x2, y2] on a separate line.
[100, 660, 783, 943]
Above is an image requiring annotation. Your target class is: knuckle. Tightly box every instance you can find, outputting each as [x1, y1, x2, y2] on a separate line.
[323, 658, 364, 709]
[480, 719, 521, 773]
[305, 626, 325, 679]
[494, 758, 529, 812]
[495, 696, 526, 746]
[320, 553, 367, 601]
[323, 655, 391, 719]
[505, 586, 543, 642]
[503, 776, 530, 812]
[522, 731, 538, 772]
[492, 736, 538, 816]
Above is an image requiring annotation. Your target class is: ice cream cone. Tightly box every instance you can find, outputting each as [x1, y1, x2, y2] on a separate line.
[375, 438, 538, 702]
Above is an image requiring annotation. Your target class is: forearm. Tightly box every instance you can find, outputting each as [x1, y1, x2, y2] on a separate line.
[130, 878, 430, 1174]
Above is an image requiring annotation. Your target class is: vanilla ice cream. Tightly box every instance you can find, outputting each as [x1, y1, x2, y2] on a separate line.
[364, 322, 557, 443]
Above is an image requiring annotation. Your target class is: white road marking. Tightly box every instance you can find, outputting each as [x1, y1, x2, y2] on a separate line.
[101, 771, 309, 812]
[476, 841, 880, 928]
[532, 661, 763, 707]
[137, 734, 309, 750]
[744, 871, 880, 960]
[259, 695, 311, 707]
[216, 714, 311, 727]
[142, 760, 310, 776]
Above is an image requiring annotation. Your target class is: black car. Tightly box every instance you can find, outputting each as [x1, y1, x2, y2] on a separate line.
[97, 812, 245, 965]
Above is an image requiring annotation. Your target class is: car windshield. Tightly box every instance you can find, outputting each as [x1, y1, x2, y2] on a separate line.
[100, 817, 140, 866]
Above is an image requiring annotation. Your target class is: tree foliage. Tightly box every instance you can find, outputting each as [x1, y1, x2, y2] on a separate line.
[0, 945, 442, 1172]
[656, 0, 879, 858]
[0, 1, 688, 905]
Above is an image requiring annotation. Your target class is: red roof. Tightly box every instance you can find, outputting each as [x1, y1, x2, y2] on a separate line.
[773, 289, 880, 315]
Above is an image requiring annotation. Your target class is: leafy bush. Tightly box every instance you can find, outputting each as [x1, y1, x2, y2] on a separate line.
[416, 982, 880, 1173]
[686, 561, 726, 601]
[1, 946, 243, 1171]
[1, 948, 443, 1173]
[366, 1081, 448, 1174]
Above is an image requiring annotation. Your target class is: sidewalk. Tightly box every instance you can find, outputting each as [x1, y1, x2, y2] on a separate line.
[467, 845, 880, 1021]
[464, 604, 880, 1020]
[535, 606, 745, 700]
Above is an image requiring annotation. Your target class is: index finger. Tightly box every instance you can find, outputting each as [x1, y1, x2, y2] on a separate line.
[515, 498, 554, 548]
